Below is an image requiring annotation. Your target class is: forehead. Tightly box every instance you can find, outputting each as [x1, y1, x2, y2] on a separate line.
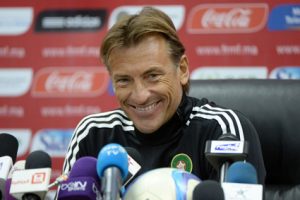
[108, 35, 172, 73]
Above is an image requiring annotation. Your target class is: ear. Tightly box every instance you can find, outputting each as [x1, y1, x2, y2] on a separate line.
[178, 55, 189, 85]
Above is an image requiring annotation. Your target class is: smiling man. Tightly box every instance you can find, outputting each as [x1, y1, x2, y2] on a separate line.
[62, 7, 265, 186]
[109, 34, 188, 134]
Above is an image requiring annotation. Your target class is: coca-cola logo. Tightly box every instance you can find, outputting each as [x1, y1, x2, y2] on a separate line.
[31, 67, 109, 97]
[202, 8, 251, 28]
[187, 3, 268, 33]
[45, 71, 93, 92]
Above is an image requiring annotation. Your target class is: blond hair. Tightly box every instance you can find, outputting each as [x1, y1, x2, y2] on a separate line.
[100, 7, 189, 93]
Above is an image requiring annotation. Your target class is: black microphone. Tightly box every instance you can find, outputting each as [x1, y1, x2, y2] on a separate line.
[24, 150, 52, 170]
[24, 150, 51, 200]
[0, 133, 19, 163]
[123, 147, 143, 186]
[10, 150, 52, 200]
[193, 180, 225, 200]
[0, 133, 19, 199]
[205, 133, 249, 182]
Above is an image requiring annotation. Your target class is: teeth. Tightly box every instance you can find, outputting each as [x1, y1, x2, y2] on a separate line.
[135, 102, 157, 112]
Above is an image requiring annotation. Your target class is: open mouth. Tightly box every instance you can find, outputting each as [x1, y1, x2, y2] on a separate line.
[131, 101, 161, 113]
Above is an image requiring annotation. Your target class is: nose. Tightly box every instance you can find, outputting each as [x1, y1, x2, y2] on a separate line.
[130, 81, 150, 104]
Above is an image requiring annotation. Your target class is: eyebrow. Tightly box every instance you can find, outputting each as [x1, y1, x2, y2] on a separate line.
[113, 66, 164, 79]
[113, 74, 130, 80]
[142, 66, 164, 75]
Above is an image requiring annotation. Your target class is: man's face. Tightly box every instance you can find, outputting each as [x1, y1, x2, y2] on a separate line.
[108, 35, 189, 133]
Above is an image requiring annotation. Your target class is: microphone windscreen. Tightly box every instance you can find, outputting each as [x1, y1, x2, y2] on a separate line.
[96, 143, 128, 180]
[124, 147, 143, 166]
[58, 157, 101, 200]
[0, 133, 19, 163]
[226, 161, 258, 184]
[193, 180, 224, 200]
[58, 177, 100, 200]
[68, 157, 98, 181]
[25, 150, 52, 169]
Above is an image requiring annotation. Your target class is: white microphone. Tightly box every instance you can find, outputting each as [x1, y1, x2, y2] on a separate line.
[123, 147, 142, 187]
[5, 160, 26, 200]
[10, 151, 52, 200]
[10, 168, 51, 200]
[8, 160, 26, 179]
[221, 161, 263, 200]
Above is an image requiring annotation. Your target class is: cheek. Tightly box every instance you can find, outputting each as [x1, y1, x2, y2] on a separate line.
[114, 88, 130, 103]
[158, 78, 179, 97]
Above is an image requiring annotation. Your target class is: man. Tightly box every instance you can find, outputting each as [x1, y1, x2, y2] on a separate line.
[62, 7, 266, 184]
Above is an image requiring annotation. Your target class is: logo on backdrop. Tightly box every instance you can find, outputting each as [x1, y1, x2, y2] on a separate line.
[268, 4, 300, 31]
[187, 3, 268, 34]
[0, 68, 33, 97]
[190, 66, 268, 79]
[171, 153, 193, 172]
[31, 67, 109, 97]
[108, 5, 185, 30]
[31, 129, 73, 157]
[269, 66, 300, 79]
[35, 9, 107, 32]
[0, 7, 33, 35]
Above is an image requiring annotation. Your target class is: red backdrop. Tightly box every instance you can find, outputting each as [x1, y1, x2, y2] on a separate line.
[1, 0, 300, 192]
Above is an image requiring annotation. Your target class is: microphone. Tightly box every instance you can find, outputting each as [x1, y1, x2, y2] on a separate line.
[5, 160, 26, 200]
[48, 173, 69, 189]
[8, 160, 26, 179]
[205, 133, 249, 182]
[123, 147, 142, 187]
[192, 180, 225, 200]
[97, 143, 128, 200]
[0, 133, 19, 199]
[10, 150, 52, 200]
[222, 161, 263, 200]
[57, 156, 101, 200]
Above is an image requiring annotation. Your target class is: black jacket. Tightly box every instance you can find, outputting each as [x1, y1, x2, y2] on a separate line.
[62, 94, 266, 184]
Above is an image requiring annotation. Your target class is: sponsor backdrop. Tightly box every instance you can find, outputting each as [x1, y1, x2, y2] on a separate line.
[0, 0, 300, 193]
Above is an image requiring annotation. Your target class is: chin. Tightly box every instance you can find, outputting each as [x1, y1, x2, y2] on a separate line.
[135, 123, 160, 134]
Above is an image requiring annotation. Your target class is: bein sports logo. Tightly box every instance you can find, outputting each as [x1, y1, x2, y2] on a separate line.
[60, 181, 100, 196]
[61, 181, 87, 192]
[215, 143, 240, 152]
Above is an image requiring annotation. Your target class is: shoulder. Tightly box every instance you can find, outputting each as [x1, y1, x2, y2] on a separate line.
[74, 109, 134, 135]
[187, 98, 247, 140]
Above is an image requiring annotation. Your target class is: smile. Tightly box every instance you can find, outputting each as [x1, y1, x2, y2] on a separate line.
[133, 101, 159, 112]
